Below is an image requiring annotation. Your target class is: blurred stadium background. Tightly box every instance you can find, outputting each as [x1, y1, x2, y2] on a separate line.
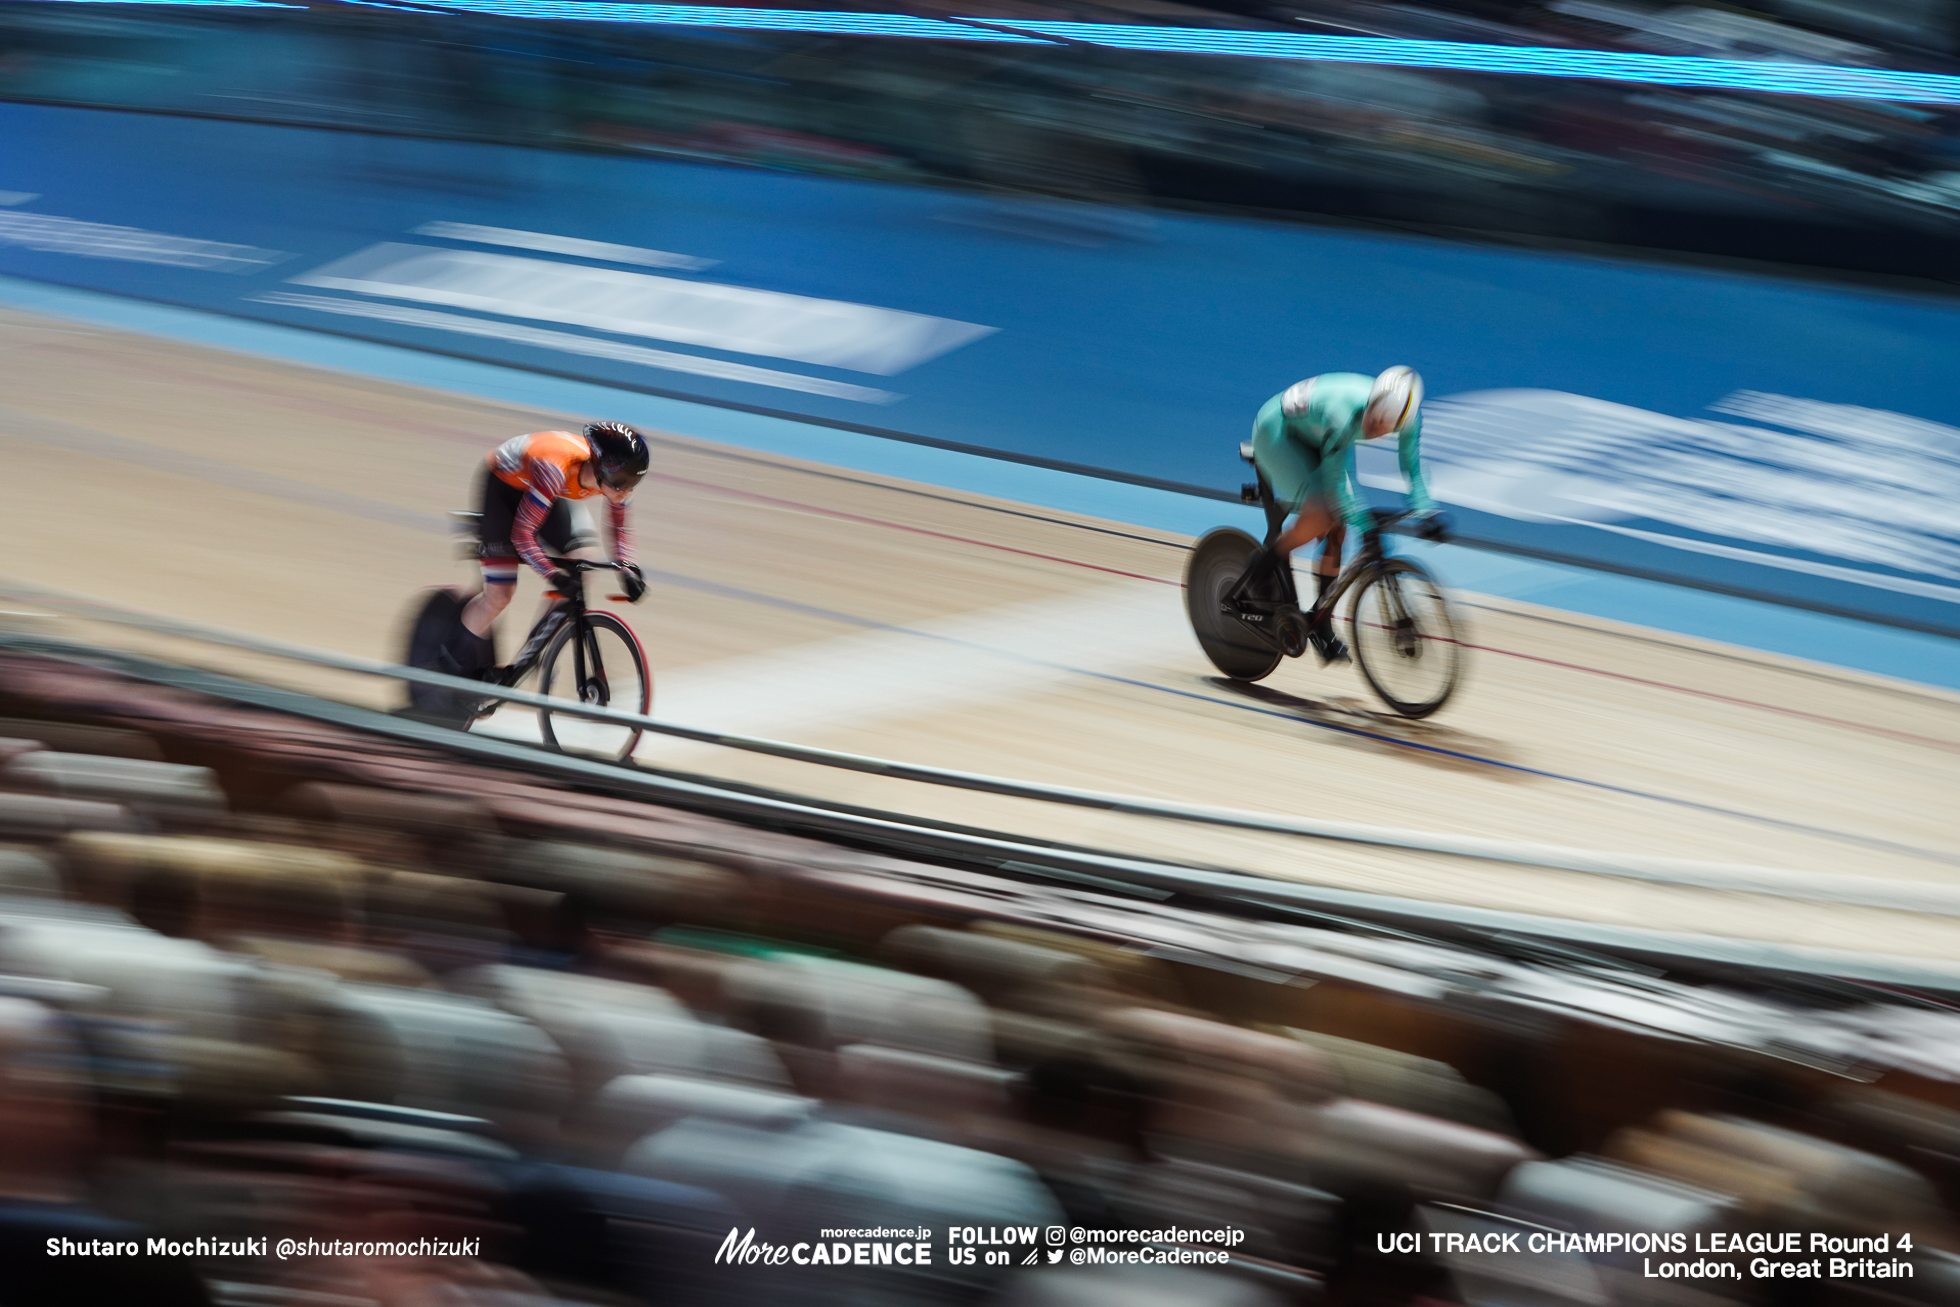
[11, 0, 1960, 271]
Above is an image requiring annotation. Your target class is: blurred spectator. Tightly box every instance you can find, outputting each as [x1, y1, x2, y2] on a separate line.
[0, 996, 210, 1307]
[0, 682, 1955, 1307]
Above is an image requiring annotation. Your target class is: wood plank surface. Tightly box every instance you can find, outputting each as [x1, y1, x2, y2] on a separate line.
[2, 305, 1955, 960]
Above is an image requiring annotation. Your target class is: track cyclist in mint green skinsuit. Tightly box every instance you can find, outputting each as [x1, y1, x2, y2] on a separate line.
[1242, 366, 1451, 664]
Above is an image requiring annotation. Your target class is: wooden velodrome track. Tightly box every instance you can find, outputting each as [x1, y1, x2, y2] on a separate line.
[3, 304, 1957, 962]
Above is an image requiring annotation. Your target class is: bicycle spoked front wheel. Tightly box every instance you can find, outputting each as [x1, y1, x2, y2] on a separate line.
[536, 611, 651, 762]
[1346, 558, 1463, 718]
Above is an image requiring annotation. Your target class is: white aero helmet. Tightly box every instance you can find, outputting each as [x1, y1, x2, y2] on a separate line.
[1364, 366, 1423, 438]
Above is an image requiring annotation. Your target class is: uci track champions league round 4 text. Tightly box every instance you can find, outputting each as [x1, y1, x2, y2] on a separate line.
[714, 1223, 1923, 1280]
[1378, 1229, 1922, 1283]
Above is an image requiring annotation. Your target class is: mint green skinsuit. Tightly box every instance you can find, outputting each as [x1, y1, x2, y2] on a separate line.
[1249, 372, 1438, 534]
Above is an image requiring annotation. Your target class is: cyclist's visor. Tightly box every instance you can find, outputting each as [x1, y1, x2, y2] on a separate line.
[597, 462, 647, 491]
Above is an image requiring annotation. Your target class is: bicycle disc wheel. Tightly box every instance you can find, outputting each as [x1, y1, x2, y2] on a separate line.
[536, 611, 651, 761]
[1346, 558, 1463, 718]
[1185, 528, 1283, 682]
[399, 587, 478, 723]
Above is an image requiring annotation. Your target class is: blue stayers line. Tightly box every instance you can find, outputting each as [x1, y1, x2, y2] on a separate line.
[987, 19, 1960, 104]
[641, 566, 1960, 868]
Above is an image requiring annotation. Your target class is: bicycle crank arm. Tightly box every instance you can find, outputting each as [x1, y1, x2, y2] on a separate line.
[1221, 602, 1305, 656]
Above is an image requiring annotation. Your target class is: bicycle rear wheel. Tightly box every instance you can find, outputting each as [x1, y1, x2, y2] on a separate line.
[1346, 558, 1463, 718]
[399, 587, 480, 724]
[536, 611, 651, 762]
[1185, 528, 1283, 683]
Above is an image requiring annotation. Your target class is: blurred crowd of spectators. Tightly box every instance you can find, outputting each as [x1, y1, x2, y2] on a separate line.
[4, 0, 1960, 278]
[0, 656, 1959, 1307]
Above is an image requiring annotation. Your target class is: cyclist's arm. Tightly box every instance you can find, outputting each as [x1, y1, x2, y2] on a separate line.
[511, 457, 567, 580]
[610, 497, 636, 567]
[1397, 411, 1440, 516]
[1327, 436, 1375, 537]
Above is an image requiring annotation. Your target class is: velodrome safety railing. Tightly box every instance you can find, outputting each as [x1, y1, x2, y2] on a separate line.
[5, 575, 1960, 926]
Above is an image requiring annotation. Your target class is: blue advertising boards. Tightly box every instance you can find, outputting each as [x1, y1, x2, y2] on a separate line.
[4, 102, 1955, 636]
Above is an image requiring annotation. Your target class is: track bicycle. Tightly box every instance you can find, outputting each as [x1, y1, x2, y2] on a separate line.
[402, 519, 651, 761]
[1184, 442, 1465, 718]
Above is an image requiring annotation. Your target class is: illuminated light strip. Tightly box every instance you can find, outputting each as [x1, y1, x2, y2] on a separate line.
[970, 19, 1960, 104]
[414, 0, 1048, 40]
[18, 0, 1958, 103]
[409, 1, 1960, 103]
[19, 0, 308, 7]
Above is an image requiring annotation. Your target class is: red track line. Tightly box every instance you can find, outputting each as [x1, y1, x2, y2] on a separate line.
[653, 473, 1183, 587]
[664, 474, 1957, 754]
[1459, 641, 1960, 753]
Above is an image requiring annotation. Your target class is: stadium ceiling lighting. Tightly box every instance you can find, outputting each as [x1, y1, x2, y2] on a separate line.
[22, 0, 1960, 103]
[982, 19, 1960, 104]
[22, 0, 308, 6]
[410, 0, 1960, 103]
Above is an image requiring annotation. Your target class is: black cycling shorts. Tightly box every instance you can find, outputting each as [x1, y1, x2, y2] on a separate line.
[474, 467, 600, 566]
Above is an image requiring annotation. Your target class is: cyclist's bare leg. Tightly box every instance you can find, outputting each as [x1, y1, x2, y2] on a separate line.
[1313, 523, 1346, 612]
[461, 563, 516, 640]
[1275, 502, 1336, 557]
[1269, 504, 1349, 663]
[462, 540, 608, 642]
[1273, 505, 1343, 607]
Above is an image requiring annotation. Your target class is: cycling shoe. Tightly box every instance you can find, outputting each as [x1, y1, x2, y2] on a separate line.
[1309, 617, 1349, 665]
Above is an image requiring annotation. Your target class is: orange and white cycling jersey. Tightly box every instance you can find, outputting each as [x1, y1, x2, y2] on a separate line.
[485, 430, 635, 580]
[488, 430, 602, 501]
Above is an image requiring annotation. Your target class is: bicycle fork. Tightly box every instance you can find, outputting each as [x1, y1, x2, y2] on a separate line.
[571, 625, 611, 705]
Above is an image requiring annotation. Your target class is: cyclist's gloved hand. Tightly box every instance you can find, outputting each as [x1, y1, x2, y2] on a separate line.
[619, 563, 647, 603]
[1414, 509, 1452, 543]
[546, 569, 579, 598]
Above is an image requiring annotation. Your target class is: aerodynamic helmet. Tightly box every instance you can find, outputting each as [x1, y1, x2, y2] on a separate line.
[584, 421, 650, 490]
[1363, 366, 1423, 439]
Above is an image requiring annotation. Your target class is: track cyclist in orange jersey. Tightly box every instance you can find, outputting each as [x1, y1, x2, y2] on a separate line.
[452, 421, 651, 675]
[1240, 366, 1450, 664]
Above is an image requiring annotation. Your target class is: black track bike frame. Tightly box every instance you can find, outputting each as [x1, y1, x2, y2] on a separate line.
[474, 559, 618, 711]
[1230, 455, 1404, 625]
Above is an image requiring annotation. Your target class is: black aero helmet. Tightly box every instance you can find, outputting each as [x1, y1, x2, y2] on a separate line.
[584, 421, 649, 490]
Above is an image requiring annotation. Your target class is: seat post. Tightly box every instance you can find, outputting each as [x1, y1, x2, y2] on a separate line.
[1259, 476, 1287, 546]
[1238, 443, 1286, 547]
